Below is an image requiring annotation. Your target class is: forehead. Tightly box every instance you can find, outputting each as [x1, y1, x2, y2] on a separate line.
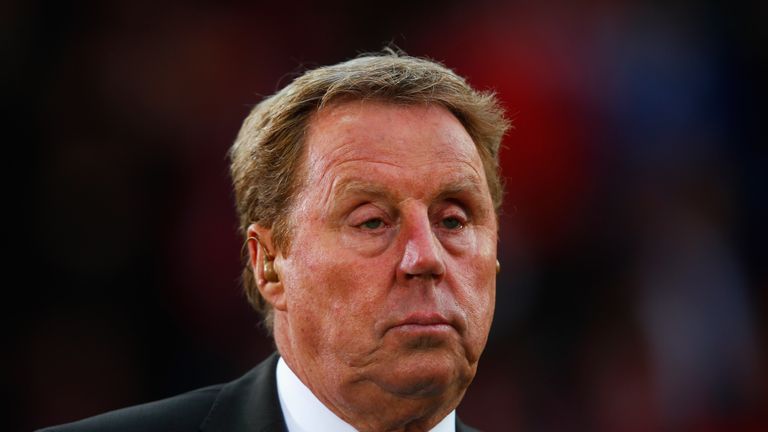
[301, 101, 487, 193]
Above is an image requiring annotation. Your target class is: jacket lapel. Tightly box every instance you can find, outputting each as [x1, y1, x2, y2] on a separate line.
[456, 416, 481, 432]
[200, 352, 287, 432]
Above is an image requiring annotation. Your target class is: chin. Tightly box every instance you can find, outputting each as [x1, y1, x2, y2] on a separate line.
[373, 349, 473, 399]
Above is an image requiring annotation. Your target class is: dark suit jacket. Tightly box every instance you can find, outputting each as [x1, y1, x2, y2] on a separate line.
[40, 353, 479, 432]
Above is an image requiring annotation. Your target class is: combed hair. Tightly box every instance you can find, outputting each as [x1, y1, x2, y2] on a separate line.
[229, 50, 510, 332]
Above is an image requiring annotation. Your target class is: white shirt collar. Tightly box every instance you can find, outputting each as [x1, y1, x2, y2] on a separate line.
[276, 357, 456, 432]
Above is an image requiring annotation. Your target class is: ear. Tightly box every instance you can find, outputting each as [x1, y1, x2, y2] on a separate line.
[246, 223, 287, 312]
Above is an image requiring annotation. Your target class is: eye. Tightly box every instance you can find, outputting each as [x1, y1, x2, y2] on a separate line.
[360, 218, 384, 230]
[441, 216, 463, 230]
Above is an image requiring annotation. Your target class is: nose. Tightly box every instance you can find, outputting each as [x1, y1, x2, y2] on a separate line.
[397, 209, 446, 283]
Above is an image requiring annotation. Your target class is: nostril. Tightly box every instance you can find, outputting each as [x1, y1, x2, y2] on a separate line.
[404, 271, 439, 281]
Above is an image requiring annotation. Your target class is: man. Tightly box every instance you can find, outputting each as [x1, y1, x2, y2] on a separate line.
[41, 51, 509, 432]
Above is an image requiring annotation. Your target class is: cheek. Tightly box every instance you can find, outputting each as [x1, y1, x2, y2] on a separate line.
[453, 268, 496, 362]
[453, 267, 495, 323]
[446, 231, 497, 343]
[285, 242, 388, 351]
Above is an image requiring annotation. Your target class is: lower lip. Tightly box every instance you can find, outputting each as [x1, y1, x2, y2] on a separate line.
[390, 323, 454, 334]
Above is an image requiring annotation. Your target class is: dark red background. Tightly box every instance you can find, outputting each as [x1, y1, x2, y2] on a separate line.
[8, 1, 766, 431]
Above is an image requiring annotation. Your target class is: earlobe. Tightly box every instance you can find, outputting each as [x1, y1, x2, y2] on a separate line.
[246, 223, 287, 311]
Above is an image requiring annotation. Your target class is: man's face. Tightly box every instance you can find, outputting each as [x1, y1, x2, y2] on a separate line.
[274, 101, 497, 413]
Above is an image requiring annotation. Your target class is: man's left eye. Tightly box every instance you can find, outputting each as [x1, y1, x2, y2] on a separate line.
[441, 217, 463, 230]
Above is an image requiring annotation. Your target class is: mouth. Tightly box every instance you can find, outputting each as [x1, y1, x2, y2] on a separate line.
[388, 312, 457, 334]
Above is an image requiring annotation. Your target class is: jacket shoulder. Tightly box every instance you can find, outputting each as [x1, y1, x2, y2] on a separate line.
[37, 384, 222, 432]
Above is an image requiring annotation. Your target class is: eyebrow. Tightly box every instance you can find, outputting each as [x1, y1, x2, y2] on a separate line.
[331, 180, 395, 204]
[434, 175, 485, 201]
[331, 174, 486, 203]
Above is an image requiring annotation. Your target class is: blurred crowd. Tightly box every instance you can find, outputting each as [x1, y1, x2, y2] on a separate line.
[8, 1, 765, 431]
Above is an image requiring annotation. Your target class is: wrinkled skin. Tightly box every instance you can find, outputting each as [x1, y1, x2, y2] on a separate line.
[249, 101, 497, 432]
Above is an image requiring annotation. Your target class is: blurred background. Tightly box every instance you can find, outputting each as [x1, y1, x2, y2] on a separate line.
[7, 1, 766, 431]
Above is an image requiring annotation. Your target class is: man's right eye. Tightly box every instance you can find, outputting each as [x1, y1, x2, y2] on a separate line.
[360, 219, 383, 229]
